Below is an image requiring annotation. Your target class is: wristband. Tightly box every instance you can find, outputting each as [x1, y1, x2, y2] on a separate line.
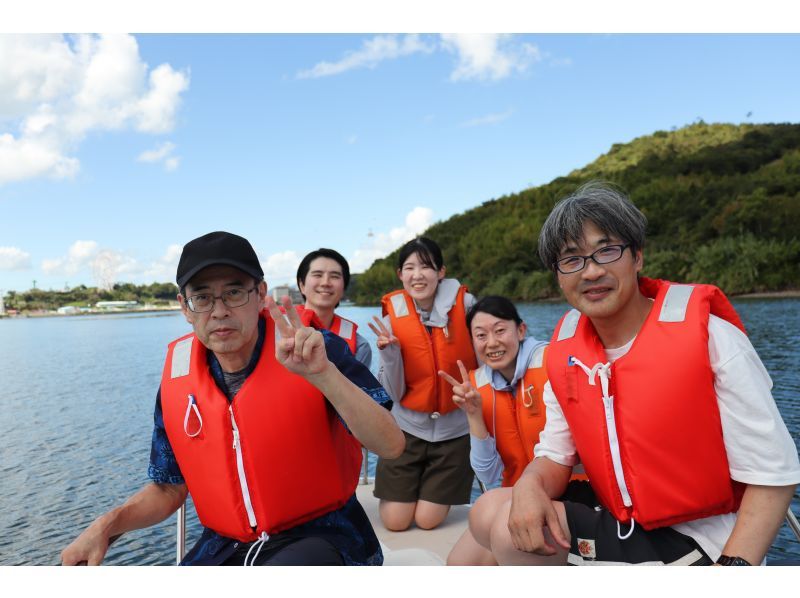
[716, 554, 751, 566]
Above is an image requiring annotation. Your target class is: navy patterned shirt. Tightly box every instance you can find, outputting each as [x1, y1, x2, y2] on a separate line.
[148, 319, 392, 565]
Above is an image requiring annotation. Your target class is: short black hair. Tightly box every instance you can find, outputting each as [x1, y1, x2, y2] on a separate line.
[296, 248, 351, 301]
[396, 237, 444, 271]
[466, 295, 523, 331]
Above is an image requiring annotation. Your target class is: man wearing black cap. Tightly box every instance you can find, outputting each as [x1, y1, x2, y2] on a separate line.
[62, 231, 405, 566]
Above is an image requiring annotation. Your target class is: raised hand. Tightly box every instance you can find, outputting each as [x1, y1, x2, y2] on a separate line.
[438, 360, 482, 417]
[265, 294, 329, 377]
[367, 316, 400, 351]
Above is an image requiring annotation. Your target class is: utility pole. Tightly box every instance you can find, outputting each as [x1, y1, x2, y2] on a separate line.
[32, 279, 37, 290]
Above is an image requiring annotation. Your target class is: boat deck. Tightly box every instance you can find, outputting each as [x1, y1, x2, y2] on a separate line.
[355, 482, 470, 565]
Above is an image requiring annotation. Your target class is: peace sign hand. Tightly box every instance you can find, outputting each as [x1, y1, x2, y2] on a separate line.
[438, 360, 482, 417]
[367, 316, 400, 351]
[265, 294, 329, 377]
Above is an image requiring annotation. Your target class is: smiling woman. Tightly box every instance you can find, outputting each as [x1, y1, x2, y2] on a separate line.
[369, 236, 478, 534]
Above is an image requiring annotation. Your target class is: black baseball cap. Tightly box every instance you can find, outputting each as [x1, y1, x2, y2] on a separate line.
[176, 231, 264, 288]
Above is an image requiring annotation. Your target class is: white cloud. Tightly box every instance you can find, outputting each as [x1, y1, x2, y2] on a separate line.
[91, 249, 140, 290]
[459, 109, 513, 128]
[42, 240, 140, 289]
[0, 34, 189, 186]
[345, 134, 358, 145]
[296, 34, 435, 79]
[258, 250, 301, 285]
[42, 240, 99, 276]
[0, 247, 32, 270]
[137, 141, 180, 172]
[350, 206, 435, 272]
[440, 34, 542, 82]
[141, 243, 183, 283]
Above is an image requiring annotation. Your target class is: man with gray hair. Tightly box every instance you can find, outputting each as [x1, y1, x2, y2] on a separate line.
[495, 181, 799, 565]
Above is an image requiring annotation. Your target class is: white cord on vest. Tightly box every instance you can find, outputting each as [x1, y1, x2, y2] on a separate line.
[617, 518, 635, 540]
[183, 394, 203, 437]
[244, 531, 271, 566]
[571, 356, 636, 538]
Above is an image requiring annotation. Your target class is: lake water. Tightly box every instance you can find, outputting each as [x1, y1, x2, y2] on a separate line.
[0, 298, 798, 565]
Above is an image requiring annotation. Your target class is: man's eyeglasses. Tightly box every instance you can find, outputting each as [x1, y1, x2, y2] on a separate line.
[185, 287, 257, 313]
[555, 244, 631, 274]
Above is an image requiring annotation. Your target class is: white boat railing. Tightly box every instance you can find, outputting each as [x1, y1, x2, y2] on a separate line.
[176, 504, 186, 565]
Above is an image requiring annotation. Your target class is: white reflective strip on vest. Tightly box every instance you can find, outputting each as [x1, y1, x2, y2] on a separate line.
[528, 344, 546, 369]
[658, 285, 694, 323]
[474, 366, 491, 388]
[338, 319, 354, 340]
[556, 309, 581, 341]
[171, 338, 193, 378]
[390, 293, 410, 317]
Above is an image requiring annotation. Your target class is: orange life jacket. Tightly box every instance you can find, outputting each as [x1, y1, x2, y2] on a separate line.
[160, 311, 362, 542]
[470, 344, 588, 487]
[382, 286, 477, 415]
[471, 344, 549, 487]
[547, 277, 745, 530]
[296, 305, 359, 355]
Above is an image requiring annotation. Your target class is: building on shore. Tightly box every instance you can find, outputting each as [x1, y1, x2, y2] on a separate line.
[95, 300, 139, 310]
[270, 285, 304, 304]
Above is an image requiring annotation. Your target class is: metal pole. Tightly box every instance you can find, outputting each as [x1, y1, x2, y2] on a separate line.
[176, 504, 186, 565]
[361, 447, 370, 485]
[786, 507, 800, 543]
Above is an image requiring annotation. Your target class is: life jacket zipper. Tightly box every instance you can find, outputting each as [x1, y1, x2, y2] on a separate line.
[229, 405, 258, 528]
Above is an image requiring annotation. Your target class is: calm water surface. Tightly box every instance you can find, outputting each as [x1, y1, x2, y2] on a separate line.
[0, 299, 797, 564]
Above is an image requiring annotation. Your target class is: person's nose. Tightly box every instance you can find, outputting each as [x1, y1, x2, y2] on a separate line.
[210, 294, 232, 318]
[581, 257, 607, 281]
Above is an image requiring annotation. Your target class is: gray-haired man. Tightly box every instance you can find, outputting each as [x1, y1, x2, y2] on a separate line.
[496, 181, 799, 566]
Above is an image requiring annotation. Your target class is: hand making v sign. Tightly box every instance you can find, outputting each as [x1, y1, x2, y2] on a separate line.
[265, 295, 329, 378]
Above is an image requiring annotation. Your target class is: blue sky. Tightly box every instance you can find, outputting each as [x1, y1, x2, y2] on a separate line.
[1, 32, 799, 293]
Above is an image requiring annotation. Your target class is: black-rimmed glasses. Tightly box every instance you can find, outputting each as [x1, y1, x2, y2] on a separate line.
[185, 287, 257, 313]
[555, 244, 631, 274]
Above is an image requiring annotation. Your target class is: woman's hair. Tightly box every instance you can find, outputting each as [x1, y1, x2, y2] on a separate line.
[296, 248, 351, 300]
[396, 237, 444, 271]
[466, 295, 523, 331]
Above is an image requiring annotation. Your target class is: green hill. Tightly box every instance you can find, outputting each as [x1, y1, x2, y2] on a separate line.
[353, 122, 800, 305]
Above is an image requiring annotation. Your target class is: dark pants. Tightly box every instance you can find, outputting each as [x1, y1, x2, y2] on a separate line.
[223, 536, 344, 566]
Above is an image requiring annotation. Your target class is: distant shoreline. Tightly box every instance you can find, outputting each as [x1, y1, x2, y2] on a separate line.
[0, 307, 181, 319]
[351, 288, 800, 308]
[732, 289, 800, 300]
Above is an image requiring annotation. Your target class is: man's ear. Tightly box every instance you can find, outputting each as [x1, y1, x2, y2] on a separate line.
[178, 293, 192, 324]
[258, 280, 268, 308]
